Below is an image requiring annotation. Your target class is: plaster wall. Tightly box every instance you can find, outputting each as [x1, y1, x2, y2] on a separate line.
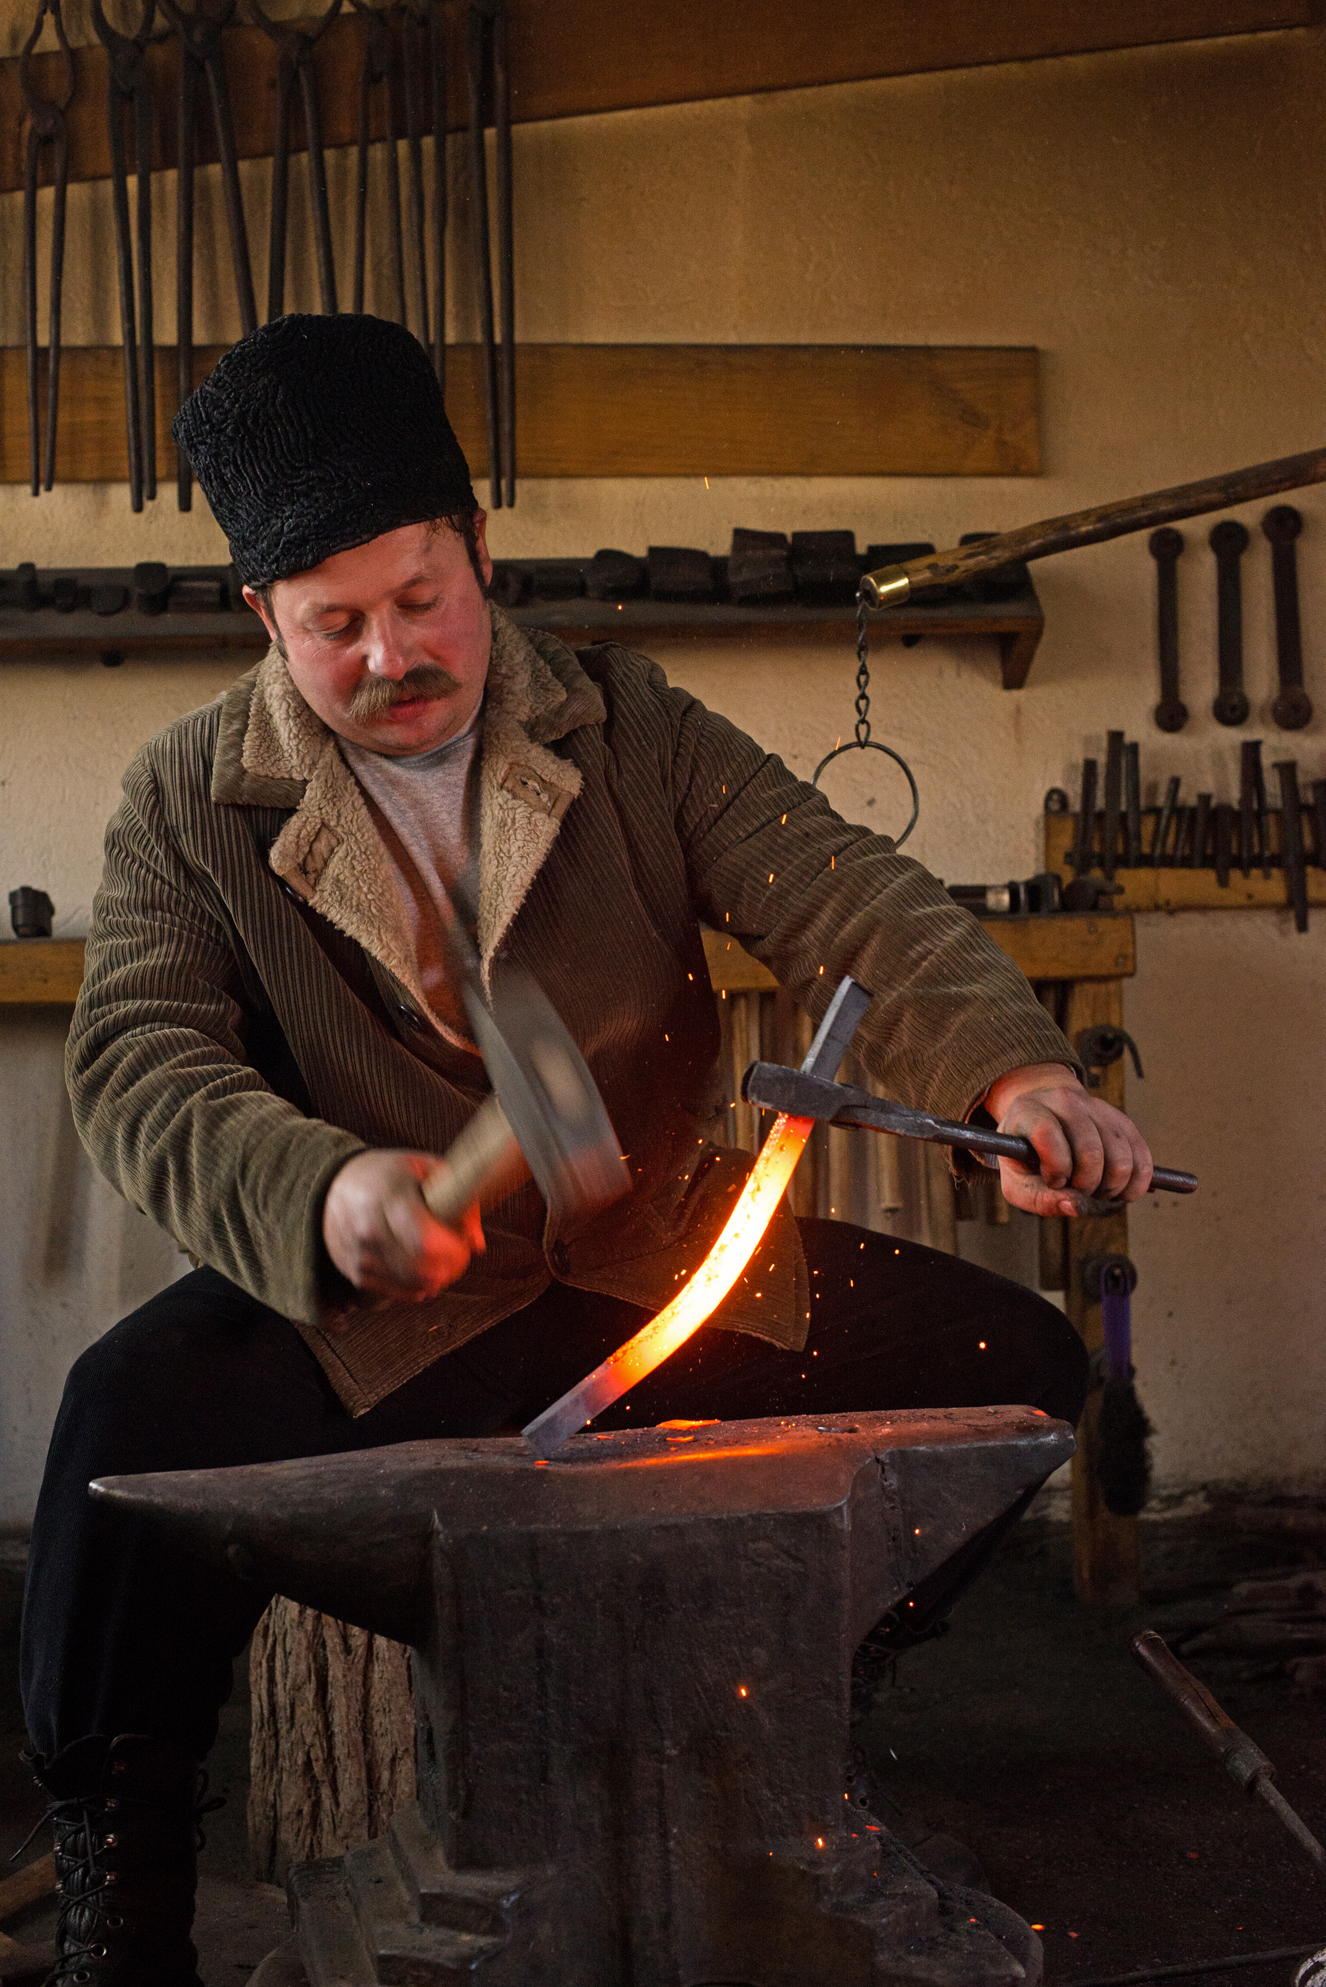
[2, 25, 1324, 1522]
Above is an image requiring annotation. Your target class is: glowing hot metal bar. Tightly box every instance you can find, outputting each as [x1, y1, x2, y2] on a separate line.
[523, 1111, 814, 1459]
[523, 976, 872, 1461]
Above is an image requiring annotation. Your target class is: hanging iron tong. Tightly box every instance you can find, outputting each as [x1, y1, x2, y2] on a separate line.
[158, 0, 257, 508]
[465, 0, 514, 507]
[20, 0, 74, 496]
[349, 0, 407, 323]
[92, 0, 158, 510]
[249, 0, 342, 318]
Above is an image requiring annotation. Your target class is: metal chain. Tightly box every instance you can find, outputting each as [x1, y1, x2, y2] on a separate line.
[854, 598, 872, 746]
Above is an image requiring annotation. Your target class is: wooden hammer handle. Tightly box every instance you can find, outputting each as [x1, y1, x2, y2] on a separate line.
[421, 1095, 531, 1226]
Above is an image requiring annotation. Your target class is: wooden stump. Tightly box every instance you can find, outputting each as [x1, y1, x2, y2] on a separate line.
[247, 1597, 416, 1884]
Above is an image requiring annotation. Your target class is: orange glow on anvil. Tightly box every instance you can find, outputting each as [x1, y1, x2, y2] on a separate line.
[577, 1112, 812, 1395]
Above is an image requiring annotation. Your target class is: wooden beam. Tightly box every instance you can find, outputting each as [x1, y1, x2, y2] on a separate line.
[0, 940, 85, 1004]
[0, 0, 1309, 194]
[0, 343, 1040, 483]
[704, 912, 1134, 995]
[0, 1856, 56, 1925]
[2, 919, 1131, 1007]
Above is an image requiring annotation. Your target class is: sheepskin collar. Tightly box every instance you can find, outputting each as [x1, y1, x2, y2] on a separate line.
[212, 606, 606, 1022]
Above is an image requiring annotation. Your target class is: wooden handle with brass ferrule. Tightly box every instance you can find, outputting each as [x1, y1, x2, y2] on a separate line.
[860, 443, 1326, 608]
[421, 1094, 531, 1226]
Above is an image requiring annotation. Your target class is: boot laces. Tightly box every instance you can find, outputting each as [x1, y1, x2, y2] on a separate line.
[10, 1769, 222, 1984]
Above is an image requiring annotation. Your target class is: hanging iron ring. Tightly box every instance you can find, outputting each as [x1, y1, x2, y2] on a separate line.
[812, 738, 920, 847]
[812, 595, 919, 846]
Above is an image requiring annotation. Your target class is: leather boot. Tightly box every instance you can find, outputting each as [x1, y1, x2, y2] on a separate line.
[27, 1734, 210, 1987]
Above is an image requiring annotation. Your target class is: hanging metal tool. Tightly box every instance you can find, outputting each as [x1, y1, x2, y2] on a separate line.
[401, 0, 449, 384]
[1209, 519, 1251, 726]
[250, 0, 342, 318]
[1101, 729, 1124, 880]
[20, 0, 74, 496]
[1239, 740, 1270, 879]
[1275, 759, 1310, 934]
[350, 0, 406, 323]
[92, 0, 158, 512]
[399, 0, 433, 346]
[1148, 526, 1187, 731]
[812, 602, 919, 845]
[1263, 505, 1313, 730]
[159, 0, 257, 509]
[465, 0, 515, 506]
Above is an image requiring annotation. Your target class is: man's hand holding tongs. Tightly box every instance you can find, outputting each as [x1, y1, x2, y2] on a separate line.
[983, 1062, 1155, 1218]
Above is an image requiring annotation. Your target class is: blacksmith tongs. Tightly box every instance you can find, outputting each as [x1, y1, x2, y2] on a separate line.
[350, 0, 407, 323]
[743, 1061, 1198, 1208]
[20, 0, 74, 496]
[92, 0, 158, 511]
[465, 0, 515, 507]
[249, 0, 342, 318]
[400, 0, 447, 377]
[158, 0, 257, 508]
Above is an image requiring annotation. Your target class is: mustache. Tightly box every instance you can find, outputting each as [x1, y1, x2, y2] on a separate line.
[348, 663, 463, 718]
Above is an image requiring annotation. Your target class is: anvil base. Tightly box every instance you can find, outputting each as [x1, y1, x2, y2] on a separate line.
[91, 1407, 1072, 1987]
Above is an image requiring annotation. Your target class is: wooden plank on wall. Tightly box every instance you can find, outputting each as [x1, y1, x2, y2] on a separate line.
[0, 0, 1310, 194]
[0, 343, 1040, 483]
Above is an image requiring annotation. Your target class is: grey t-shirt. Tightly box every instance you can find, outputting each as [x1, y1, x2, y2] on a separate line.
[342, 706, 481, 1035]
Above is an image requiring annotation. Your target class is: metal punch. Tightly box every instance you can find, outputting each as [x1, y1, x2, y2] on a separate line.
[248, 0, 342, 318]
[465, 0, 515, 506]
[158, 0, 257, 509]
[20, 0, 75, 496]
[350, 0, 407, 324]
[400, 0, 448, 385]
[91, 0, 158, 510]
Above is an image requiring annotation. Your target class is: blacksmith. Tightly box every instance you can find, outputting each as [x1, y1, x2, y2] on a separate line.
[21, 314, 1151, 1987]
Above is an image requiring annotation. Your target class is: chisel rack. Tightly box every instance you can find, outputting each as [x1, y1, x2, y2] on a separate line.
[1045, 800, 1326, 921]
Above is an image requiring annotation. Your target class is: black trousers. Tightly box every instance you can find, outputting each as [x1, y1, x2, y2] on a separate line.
[21, 1219, 1086, 1763]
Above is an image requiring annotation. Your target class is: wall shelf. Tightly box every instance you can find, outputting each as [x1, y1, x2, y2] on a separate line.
[0, 562, 1045, 685]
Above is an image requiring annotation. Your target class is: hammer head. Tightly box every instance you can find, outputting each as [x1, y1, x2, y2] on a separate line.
[463, 951, 629, 1226]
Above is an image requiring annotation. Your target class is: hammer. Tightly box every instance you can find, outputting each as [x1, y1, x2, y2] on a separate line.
[418, 928, 629, 1231]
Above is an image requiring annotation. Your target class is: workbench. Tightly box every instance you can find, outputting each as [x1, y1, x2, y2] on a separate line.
[1, 913, 1139, 1604]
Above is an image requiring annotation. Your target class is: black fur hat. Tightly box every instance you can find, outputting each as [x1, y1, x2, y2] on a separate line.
[172, 315, 477, 586]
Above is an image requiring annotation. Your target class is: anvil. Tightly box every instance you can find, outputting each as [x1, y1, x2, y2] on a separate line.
[94, 1407, 1073, 1986]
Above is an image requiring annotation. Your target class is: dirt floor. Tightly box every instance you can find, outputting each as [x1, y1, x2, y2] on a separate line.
[857, 1515, 1326, 1987]
[1, 1515, 1323, 1987]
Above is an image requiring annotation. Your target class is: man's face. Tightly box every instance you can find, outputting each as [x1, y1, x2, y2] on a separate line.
[244, 516, 494, 756]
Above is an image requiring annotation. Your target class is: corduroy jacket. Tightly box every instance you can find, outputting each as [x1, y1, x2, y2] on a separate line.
[66, 607, 1078, 1413]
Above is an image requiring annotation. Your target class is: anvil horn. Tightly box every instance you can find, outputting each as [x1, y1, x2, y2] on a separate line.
[90, 1441, 468, 1644]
